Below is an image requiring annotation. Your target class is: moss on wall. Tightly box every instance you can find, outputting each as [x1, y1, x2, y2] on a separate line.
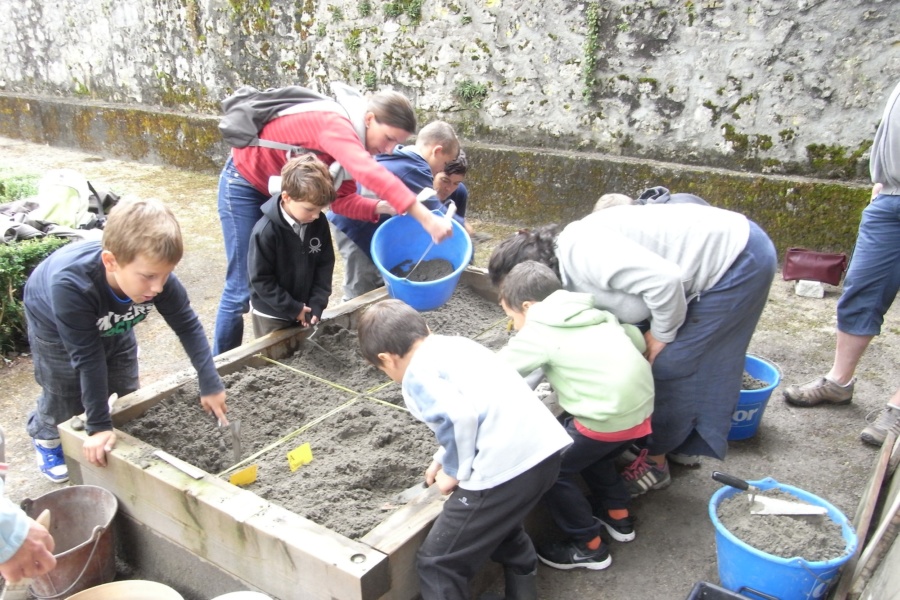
[0, 94, 867, 256]
[464, 144, 868, 257]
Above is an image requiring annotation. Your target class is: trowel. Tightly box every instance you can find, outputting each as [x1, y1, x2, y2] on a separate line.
[403, 202, 457, 280]
[391, 481, 428, 504]
[303, 323, 340, 361]
[1, 509, 51, 600]
[712, 471, 828, 518]
[219, 418, 242, 467]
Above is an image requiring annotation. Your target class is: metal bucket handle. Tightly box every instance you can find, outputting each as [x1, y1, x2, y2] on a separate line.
[29, 524, 108, 600]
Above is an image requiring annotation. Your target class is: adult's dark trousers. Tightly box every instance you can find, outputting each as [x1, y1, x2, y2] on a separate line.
[417, 452, 562, 600]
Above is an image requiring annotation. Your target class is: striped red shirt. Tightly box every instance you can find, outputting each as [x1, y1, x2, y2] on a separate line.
[232, 111, 416, 222]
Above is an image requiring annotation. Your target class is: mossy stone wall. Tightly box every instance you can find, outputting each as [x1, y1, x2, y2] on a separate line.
[1, 1, 898, 178]
[0, 93, 868, 257]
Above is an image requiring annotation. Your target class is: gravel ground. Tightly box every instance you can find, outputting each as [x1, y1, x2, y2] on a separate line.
[1, 136, 895, 599]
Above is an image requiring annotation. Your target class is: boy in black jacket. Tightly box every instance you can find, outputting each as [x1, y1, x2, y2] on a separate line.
[248, 154, 336, 338]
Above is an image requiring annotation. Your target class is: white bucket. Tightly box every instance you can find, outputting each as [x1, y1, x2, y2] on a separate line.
[66, 580, 184, 600]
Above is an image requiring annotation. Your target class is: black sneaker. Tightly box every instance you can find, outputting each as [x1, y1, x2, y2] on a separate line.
[537, 539, 611, 571]
[594, 515, 635, 543]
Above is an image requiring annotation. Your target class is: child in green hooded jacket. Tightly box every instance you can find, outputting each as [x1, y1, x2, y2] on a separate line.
[497, 260, 654, 572]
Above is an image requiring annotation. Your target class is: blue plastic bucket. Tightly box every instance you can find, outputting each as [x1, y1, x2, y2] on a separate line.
[709, 478, 857, 600]
[728, 354, 782, 441]
[370, 211, 472, 311]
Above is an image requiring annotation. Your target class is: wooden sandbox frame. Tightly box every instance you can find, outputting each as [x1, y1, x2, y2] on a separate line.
[58, 268, 499, 600]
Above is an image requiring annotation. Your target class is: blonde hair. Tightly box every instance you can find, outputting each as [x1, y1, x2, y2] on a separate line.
[416, 121, 460, 159]
[281, 155, 336, 208]
[103, 197, 183, 265]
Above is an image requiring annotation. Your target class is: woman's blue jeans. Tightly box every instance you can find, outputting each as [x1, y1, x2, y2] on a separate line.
[214, 157, 267, 355]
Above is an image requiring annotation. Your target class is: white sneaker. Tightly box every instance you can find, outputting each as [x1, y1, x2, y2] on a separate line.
[34, 439, 69, 483]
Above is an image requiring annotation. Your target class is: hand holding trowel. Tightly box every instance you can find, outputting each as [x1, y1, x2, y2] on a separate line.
[712, 472, 827, 519]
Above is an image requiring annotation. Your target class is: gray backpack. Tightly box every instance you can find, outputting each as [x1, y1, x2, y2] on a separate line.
[218, 83, 367, 190]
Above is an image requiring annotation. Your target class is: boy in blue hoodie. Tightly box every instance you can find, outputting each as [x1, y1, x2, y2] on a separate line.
[497, 261, 655, 571]
[328, 121, 469, 300]
[358, 299, 571, 600]
[248, 155, 336, 338]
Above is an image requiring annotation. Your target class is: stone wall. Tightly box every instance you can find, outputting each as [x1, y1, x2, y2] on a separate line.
[1, 0, 898, 178]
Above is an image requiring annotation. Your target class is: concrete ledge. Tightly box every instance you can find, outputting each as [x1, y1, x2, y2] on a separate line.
[0, 92, 870, 255]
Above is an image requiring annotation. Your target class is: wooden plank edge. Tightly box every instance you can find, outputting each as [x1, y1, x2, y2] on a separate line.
[58, 422, 391, 600]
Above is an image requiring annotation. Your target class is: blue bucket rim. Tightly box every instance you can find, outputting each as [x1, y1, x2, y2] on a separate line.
[744, 353, 783, 393]
[708, 477, 858, 568]
[370, 211, 472, 288]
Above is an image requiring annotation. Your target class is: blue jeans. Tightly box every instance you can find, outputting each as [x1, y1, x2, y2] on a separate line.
[214, 157, 268, 355]
[837, 194, 900, 336]
[26, 327, 139, 440]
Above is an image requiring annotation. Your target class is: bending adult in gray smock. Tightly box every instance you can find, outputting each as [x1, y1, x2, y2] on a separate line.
[489, 203, 777, 495]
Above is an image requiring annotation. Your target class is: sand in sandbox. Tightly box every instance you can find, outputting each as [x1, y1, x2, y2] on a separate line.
[389, 257, 454, 281]
[717, 489, 848, 561]
[121, 286, 511, 540]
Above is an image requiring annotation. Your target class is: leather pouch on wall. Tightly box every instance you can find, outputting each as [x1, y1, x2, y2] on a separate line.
[782, 247, 848, 286]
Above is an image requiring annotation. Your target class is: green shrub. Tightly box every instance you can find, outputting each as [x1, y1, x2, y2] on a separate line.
[0, 172, 39, 202]
[0, 237, 70, 354]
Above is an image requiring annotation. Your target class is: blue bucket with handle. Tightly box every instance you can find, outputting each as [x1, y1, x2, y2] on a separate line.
[370, 210, 472, 311]
[709, 478, 857, 600]
[728, 354, 782, 441]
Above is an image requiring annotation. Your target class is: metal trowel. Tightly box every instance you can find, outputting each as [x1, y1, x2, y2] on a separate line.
[219, 418, 242, 466]
[392, 481, 428, 504]
[403, 202, 457, 280]
[712, 472, 828, 519]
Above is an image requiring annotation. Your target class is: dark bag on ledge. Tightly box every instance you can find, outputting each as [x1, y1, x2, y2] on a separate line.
[782, 248, 848, 286]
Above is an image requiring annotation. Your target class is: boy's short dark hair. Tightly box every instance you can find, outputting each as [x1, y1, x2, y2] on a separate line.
[358, 299, 429, 366]
[103, 197, 183, 266]
[488, 225, 560, 287]
[499, 260, 562, 310]
[281, 154, 336, 207]
[443, 148, 467, 177]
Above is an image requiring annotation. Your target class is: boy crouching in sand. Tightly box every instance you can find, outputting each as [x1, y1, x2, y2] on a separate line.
[497, 261, 654, 570]
[248, 154, 336, 338]
[358, 299, 571, 600]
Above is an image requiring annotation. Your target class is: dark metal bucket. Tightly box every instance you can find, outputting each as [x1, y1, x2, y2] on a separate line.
[21, 485, 118, 599]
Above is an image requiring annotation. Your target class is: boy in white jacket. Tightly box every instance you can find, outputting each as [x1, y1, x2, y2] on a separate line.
[358, 299, 571, 600]
[497, 261, 654, 571]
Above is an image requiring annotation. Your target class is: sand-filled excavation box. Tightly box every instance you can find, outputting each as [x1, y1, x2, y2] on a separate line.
[59, 269, 508, 600]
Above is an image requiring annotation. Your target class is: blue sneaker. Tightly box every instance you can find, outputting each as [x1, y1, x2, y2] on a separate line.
[33, 439, 68, 483]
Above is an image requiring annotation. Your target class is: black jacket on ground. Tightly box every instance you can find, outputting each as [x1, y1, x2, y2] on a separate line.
[248, 196, 334, 323]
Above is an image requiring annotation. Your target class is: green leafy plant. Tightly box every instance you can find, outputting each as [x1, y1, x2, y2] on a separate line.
[0, 172, 39, 202]
[358, 0, 372, 17]
[582, 2, 602, 102]
[455, 79, 489, 109]
[363, 71, 377, 89]
[0, 237, 70, 354]
[383, 0, 423, 25]
[345, 29, 362, 51]
[328, 4, 344, 22]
